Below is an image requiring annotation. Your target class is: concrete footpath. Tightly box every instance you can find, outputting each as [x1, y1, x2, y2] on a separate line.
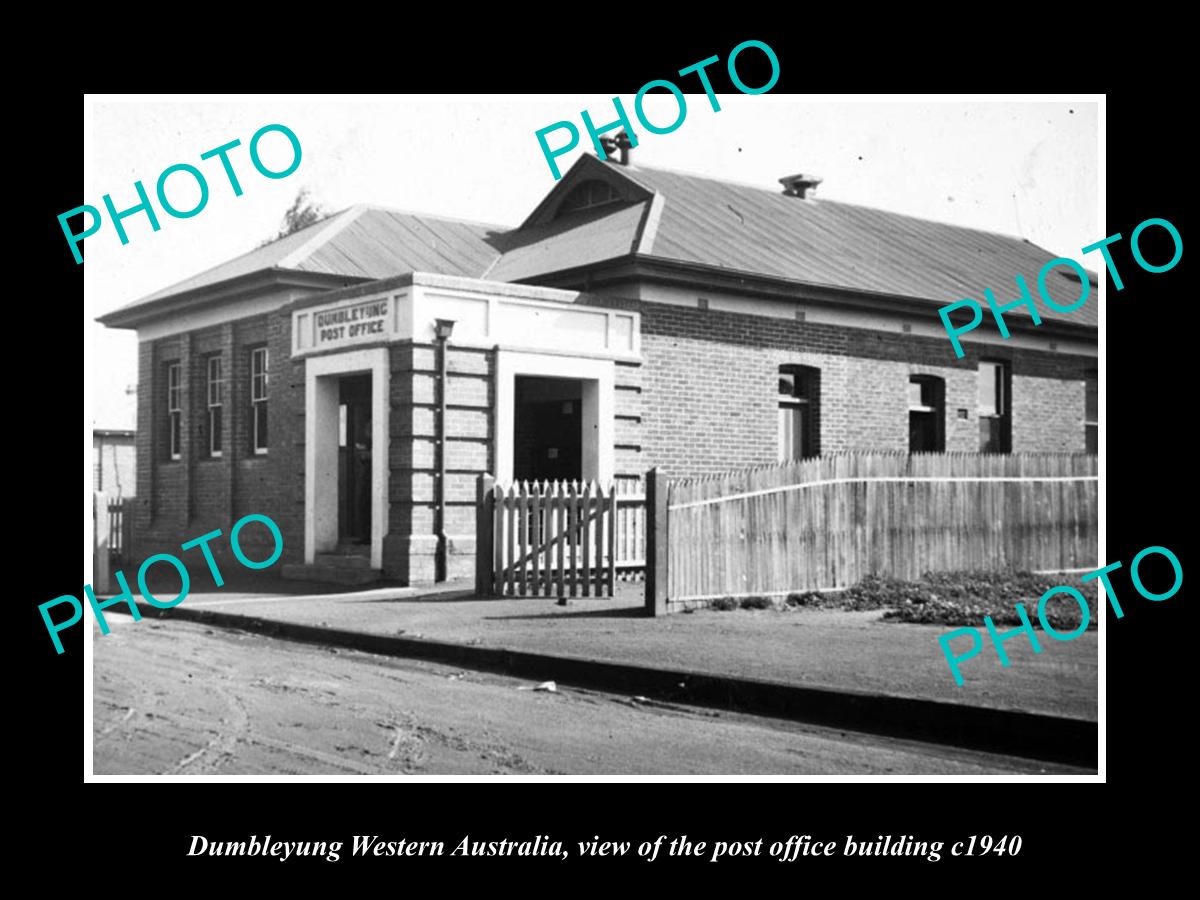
[117, 580, 1098, 768]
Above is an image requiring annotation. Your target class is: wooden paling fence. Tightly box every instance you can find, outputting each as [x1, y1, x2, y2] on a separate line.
[92, 492, 131, 593]
[652, 452, 1098, 612]
[107, 497, 130, 566]
[476, 475, 645, 598]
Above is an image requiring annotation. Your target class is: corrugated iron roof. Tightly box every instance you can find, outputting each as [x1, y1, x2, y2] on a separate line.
[486, 201, 649, 282]
[111, 205, 505, 315]
[107, 159, 1097, 333]
[300, 208, 503, 279]
[491, 156, 1099, 328]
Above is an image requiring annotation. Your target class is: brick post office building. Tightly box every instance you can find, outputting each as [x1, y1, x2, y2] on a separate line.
[98, 152, 1098, 585]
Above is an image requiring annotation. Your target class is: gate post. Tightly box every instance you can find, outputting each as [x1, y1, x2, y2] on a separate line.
[93, 491, 112, 594]
[120, 498, 132, 566]
[475, 473, 495, 596]
[644, 468, 668, 616]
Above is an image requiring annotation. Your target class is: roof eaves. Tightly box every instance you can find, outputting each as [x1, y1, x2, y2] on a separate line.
[105, 206, 357, 314]
[523, 252, 1099, 337]
[281, 271, 420, 315]
[95, 268, 366, 329]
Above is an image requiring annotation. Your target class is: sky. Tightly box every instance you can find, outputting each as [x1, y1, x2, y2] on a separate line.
[84, 96, 1099, 430]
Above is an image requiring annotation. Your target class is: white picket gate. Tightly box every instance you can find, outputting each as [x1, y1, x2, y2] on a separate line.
[476, 477, 644, 598]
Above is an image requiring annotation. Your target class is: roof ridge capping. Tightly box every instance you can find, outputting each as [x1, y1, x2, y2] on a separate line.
[352, 202, 511, 233]
[276, 204, 370, 268]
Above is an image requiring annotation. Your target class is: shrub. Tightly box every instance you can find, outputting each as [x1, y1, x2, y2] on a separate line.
[774, 571, 1096, 630]
[830, 570, 1097, 630]
[740, 595, 772, 610]
[708, 596, 739, 611]
[785, 591, 824, 608]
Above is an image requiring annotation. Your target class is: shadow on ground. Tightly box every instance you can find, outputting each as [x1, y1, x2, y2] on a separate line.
[352, 591, 477, 605]
[484, 606, 647, 621]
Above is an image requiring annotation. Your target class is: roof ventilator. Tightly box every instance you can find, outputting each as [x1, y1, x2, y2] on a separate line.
[779, 173, 822, 199]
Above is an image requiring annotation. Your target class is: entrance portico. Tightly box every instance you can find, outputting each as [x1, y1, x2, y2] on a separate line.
[290, 272, 641, 584]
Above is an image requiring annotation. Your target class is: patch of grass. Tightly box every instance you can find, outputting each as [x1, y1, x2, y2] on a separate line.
[792, 571, 1097, 630]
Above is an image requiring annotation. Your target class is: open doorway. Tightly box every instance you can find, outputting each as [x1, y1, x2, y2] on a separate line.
[513, 376, 582, 482]
[304, 348, 388, 570]
[338, 374, 372, 546]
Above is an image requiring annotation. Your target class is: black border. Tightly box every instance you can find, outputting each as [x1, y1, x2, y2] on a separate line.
[23, 28, 1189, 883]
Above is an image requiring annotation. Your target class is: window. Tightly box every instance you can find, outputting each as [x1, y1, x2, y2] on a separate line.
[251, 347, 269, 454]
[166, 362, 182, 461]
[978, 360, 1011, 453]
[778, 365, 820, 461]
[557, 180, 620, 215]
[206, 355, 224, 457]
[908, 375, 945, 453]
[1084, 370, 1098, 454]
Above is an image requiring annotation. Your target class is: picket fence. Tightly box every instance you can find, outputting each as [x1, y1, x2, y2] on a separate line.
[477, 477, 645, 598]
[107, 497, 129, 565]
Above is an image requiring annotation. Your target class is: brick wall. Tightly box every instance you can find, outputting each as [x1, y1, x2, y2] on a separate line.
[129, 290, 1095, 585]
[614, 360, 643, 490]
[1013, 374, 1087, 452]
[587, 296, 1096, 478]
[386, 341, 494, 583]
[190, 327, 226, 525]
[129, 313, 301, 584]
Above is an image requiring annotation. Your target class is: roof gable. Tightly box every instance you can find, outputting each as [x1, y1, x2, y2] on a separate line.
[486, 200, 651, 283]
[520, 154, 654, 228]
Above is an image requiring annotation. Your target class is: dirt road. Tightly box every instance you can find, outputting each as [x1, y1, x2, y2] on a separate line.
[146, 582, 1097, 720]
[92, 617, 1086, 775]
